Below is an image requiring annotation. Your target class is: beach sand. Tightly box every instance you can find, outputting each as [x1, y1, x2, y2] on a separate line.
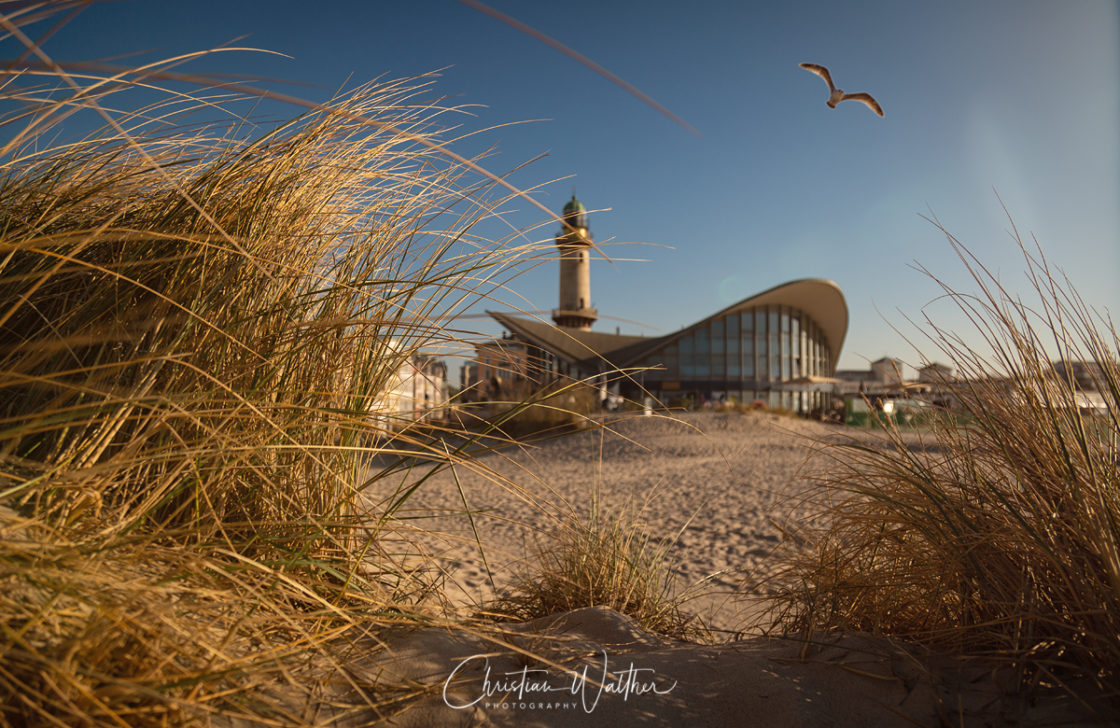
[328, 415, 1109, 727]
[358, 606, 1100, 728]
[367, 410, 864, 635]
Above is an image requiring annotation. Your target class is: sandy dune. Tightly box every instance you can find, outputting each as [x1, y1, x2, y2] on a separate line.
[365, 411, 888, 634]
[358, 606, 1099, 728]
[324, 413, 1111, 727]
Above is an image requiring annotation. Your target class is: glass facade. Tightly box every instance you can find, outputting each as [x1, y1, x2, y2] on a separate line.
[634, 304, 833, 413]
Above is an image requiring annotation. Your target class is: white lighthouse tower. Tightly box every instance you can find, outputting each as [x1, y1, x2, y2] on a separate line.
[551, 193, 598, 331]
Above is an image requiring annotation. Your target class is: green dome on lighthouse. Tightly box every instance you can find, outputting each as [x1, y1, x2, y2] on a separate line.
[561, 193, 589, 230]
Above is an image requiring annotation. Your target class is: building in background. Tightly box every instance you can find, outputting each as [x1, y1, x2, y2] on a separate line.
[870, 357, 905, 387]
[374, 350, 449, 425]
[1053, 359, 1106, 391]
[834, 357, 911, 395]
[459, 336, 531, 402]
[462, 195, 850, 414]
[918, 362, 953, 384]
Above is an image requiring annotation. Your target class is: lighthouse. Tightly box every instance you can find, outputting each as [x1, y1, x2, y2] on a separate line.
[551, 193, 598, 330]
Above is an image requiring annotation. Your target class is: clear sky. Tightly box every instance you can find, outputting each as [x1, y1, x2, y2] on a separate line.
[36, 0, 1120, 374]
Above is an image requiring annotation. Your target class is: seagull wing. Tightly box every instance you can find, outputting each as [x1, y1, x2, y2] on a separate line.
[799, 63, 836, 92]
[842, 92, 884, 117]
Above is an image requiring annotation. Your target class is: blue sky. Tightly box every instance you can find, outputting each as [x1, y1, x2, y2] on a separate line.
[36, 0, 1120, 374]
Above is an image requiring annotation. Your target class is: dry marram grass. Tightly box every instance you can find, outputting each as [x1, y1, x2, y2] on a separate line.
[0, 4, 569, 724]
[772, 216, 1120, 705]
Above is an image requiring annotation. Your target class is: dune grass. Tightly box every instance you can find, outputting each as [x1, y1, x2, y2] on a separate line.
[772, 217, 1120, 703]
[0, 7, 579, 723]
[487, 478, 704, 641]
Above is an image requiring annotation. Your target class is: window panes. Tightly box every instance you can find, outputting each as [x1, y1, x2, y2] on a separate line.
[639, 308, 835, 395]
[695, 327, 710, 357]
[727, 314, 740, 377]
[680, 335, 695, 377]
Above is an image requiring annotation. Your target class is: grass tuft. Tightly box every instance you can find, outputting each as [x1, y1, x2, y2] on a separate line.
[771, 213, 1120, 703]
[0, 5, 558, 724]
[488, 472, 705, 641]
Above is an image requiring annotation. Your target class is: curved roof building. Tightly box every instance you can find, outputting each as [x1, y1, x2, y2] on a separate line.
[473, 197, 849, 413]
[488, 278, 847, 411]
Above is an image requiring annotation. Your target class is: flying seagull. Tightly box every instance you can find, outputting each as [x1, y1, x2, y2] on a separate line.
[799, 63, 883, 117]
